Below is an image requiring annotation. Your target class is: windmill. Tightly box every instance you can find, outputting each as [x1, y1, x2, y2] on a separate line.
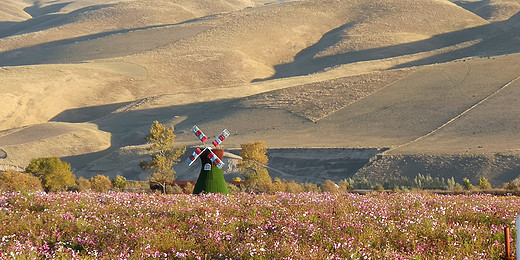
[186, 125, 230, 194]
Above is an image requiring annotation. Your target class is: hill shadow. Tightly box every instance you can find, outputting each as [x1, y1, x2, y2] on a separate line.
[23, 2, 73, 17]
[55, 98, 247, 173]
[451, 0, 490, 13]
[0, 17, 208, 66]
[252, 22, 357, 82]
[0, 4, 113, 38]
[392, 12, 520, 69]
[256, 12, 520, 81]
[50, 101, 134, 123]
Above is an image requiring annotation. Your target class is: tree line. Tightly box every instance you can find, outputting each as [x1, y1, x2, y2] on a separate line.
[0, 158, 127, 193]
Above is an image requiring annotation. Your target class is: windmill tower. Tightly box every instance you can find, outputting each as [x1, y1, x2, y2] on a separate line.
[186, 125, 230, 194]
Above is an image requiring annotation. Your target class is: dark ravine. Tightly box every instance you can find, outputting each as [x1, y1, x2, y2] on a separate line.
[355, 153, 520, 187]
[216, 148, 388, 184]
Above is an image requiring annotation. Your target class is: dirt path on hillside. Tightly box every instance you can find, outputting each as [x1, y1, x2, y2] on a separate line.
[385, 74, 520, 154]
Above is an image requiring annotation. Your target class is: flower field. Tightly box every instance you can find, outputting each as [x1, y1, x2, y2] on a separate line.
[1, 191, 519, 259]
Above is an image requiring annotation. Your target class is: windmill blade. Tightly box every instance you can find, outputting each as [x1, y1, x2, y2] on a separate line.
[212, 129, 230, 147]
[191, 125, 208, 143]
[185, 147, 206, 166]
[207, 150, 225, 169]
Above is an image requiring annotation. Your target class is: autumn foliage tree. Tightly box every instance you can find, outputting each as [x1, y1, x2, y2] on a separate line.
[76, 177, 91, 191]
[112, 175, 127, 191]
[25, 157, 76, 192]
[90, 175, 112, 193]
[140, 121, 185, 193]
[238, 141, 272, 193]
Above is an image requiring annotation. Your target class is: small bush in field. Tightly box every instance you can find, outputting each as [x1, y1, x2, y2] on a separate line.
[90, 175, 112, 193]
[321, 179, 339, 194]
[227, 183, 241, 194]
[165, 184, 183, 194]
[184, 182, 195, 194]
[303, 182, 320, 193]
[286, 181, 304, 193]
[0, 170, 42, 192]
[76, 177, 91, 192]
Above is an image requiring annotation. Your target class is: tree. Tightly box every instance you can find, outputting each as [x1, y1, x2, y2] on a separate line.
[140, 121, 185, 193]
[245, 168, 272, 193]
[462, 178, 473, 191]
[447, 177, 457, 191]
[26, 157, 76, 192]
[166, 184, 183, 194]
[374, 183, 384, 192]
[303, 183, 320, 193]
[238, 141, 272, 193]
[227, 183, 241, 194]
[0, 170, 43, 192]
[338, 179, 354, 192]
[478, 177, 492, 190]
[286, 181, 305, 193]
[76, 177, 92, 192]
[238, 141, 268, 175]
[354, 177, 371, 190]
[322, 179, 339, 194]
[272, 177, 288, 192]
[90, 175, 112, 193]
[112, 175, 127, 191]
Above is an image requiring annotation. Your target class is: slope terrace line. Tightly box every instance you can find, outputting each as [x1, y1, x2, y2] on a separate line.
[382, 74, 520, 155]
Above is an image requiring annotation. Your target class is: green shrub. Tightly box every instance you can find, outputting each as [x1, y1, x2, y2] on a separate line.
[245, 168, 273, 193]
[112, 175, 127, 191]
[354, 177, 371, 190]
[462, 178, 473, 191]
[272, 178, 287, 192]
[374, 183, 384, 192]
[338, 179, 354, 192]
[478, 177, 492, 190]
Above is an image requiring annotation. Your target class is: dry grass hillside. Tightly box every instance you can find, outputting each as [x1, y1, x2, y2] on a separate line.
[449, 0, 520, 22]
[0, 0, 519, 185]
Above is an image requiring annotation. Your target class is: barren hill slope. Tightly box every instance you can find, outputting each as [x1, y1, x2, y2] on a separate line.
[0, 0, 32, 22]
[0, 0, 252, 53]
[0, 0, 519, 184]
[0, 0, 492, 129]
[450, 0, 520, 22]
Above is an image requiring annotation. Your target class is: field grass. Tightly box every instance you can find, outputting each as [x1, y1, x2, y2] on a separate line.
[1, 191, 518, 259]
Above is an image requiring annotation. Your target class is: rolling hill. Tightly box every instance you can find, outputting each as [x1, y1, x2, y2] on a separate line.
[0, 0, 519, 185]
